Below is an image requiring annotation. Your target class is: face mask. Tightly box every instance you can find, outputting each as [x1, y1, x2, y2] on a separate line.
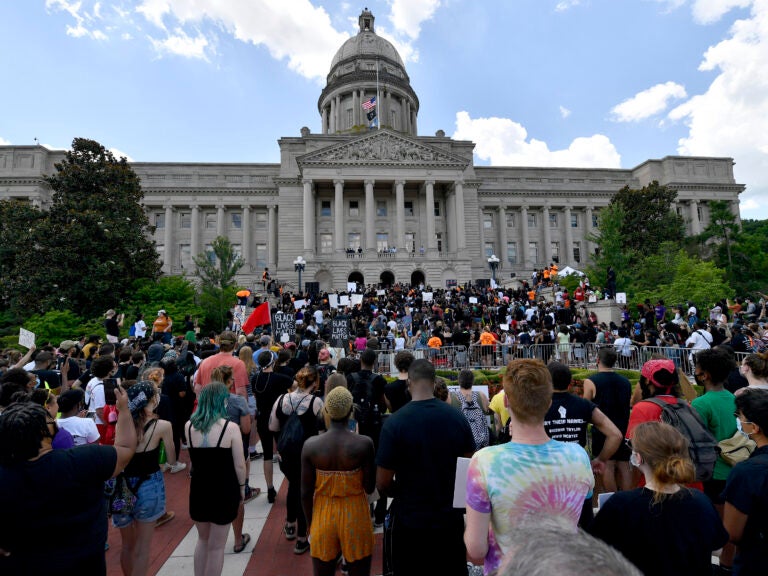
[630, 452, 642, 468]
[736, 418, 753, 439]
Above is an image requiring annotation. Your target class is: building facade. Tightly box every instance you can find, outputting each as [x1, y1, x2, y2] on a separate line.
[0, 10, 744, 292]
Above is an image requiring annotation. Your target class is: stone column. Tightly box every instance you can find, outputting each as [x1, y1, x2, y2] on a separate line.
[520, 205, 530, 269]
[498, 206, 507, 265]
[164, 205, 174, 274]
[446, 190, 457, 253]
[365, 179, 375, 251]
[329, 99, 336, 132]
[352, 91, 358, 126]
[336, 95, 342, 132]
[732, 199, 742, 226]
[689, 200, 701, 235]
[216, 205, 225, 237]
[395, 180, 406, 251]
[334, 179, 344, 252]
[454, 180, 466, 250]
[542, 205, 552, 264]
[412, 109, 417, 135]
[424, 180, 436, 251]
[564, 206, 574, 266]
[190, 204, 200, 260]
[387, 91, 393, 128]
[268, 205, 277, 267]
[321, 107, 327, 133]
[241, 205, 251, 268]
[405, 100, 411, 134]
[585, 205, 594, 259]
[479, 206, 486, 257]
[303, 180, 315, 254]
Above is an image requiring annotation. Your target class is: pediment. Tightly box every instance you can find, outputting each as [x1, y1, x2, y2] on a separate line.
[297, 129, 470, 169]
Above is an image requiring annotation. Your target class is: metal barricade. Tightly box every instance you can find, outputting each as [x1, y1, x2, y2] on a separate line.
[468, 343, 504, 369]
[374, 345, 469, 372]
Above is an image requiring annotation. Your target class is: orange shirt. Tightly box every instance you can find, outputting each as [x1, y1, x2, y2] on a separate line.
[152, 315, 172, 333]
[427, 336, 443, 349]
[527, 290, 536, 302]
[479, 332, 496, 345]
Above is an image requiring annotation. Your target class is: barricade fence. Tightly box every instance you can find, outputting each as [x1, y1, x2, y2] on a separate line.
[361, 343, 749, 373]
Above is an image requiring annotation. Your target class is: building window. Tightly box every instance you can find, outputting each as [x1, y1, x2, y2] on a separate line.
[483, 213, 493, 229]
[349, 201, 359, 217]
[529, 241, 538, 263]
[255, 244, 267, 270]
[346, 109, 353, 128]
[507, 242, 517, 265]
[506, 213, 515, 227]
[232, 212, 242, 229]
[434, 201, 440, 217]
[406, 232, 415, 253]
[321, 201, 331, 217]
[436, 233, 443, 253]
[205, 212, 216, 229]
[376, 233, 389, 252]
[377, 200, 387, 217]
[255, 211, 267, 224]
[676, 207, 683, 217]
[405, 201, 414, 216]
[573, 242, 581, 263]
[485, 242, 495, 257]
[155, 212, 165, 229]
[348, 232, 361, 251]
[697, 205, 703, 221]
[549, 212, 558, 227]
[180, 212, 191, 229]
[232, 244, 242, 259]
[592, 212, 599, 228]
[528, 213, 537, 228]
[551, 242, 560, 262]
[179, 244, 191, 270]
[571, 213, 579, 228]
[204, 244, 216, 265]
[157, 245, 165, 264]
[320, 233, 333, 254]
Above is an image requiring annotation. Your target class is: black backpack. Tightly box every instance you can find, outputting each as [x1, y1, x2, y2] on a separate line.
[460, 391, 489, 450]
[276, 394, 316, 463]
[349, 371, 381, 436]
[645, 398, 719, 482]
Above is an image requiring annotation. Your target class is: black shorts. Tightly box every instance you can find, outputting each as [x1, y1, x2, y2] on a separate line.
[256, 421, 275, 460]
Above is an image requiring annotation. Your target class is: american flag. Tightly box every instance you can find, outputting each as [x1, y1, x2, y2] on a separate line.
[362, 96, 376, 110]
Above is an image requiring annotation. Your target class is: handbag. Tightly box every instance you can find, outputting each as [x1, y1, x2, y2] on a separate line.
[718, 431, 756, 466]
[105, 474, 144, 516]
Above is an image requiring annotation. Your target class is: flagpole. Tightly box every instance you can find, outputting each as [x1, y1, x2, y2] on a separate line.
[376, 58, 381, 130]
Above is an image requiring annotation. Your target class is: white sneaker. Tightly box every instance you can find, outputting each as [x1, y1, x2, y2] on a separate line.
[169, 462, 187, 474]
[160, 463, 171, 472]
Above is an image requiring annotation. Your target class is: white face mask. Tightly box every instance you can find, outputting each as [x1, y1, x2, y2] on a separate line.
[630, 452, 642, 468]
[736, 418, 754, 439]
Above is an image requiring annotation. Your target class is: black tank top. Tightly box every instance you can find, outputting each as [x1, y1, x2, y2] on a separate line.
[124, 420, 161, 478]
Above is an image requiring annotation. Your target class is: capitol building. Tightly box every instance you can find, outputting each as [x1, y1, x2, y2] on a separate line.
[0, 9, 744, 292]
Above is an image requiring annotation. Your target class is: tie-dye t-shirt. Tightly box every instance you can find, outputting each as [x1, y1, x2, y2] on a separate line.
[466, 440, 594, 574]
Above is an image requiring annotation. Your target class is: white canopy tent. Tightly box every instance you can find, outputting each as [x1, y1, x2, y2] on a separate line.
[557, 266, 586, 277]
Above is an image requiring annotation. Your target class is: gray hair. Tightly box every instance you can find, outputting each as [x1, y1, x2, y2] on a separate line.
[499, 517, 641, 576]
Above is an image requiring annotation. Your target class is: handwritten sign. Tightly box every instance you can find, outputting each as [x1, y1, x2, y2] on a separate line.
[339, 295, 350, 306]
[273, 312, 296, 341]
[19, 328, 35, 349]
[423, 292, 433, 302]
[331, 316, 350, 348]
[328, 294, 339, 309]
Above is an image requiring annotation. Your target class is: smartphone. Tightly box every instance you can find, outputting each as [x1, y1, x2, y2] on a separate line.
[104, 378, 119, 405]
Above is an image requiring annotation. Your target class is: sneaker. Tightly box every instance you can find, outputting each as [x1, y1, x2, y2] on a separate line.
[267, 487, 277, 504]
[244, 486, 261, 503]
[293, 539, 310, 555]
[284, 523, 297, 540]
[180, 442, 189, 450]
[249, 451, 263, 461]
[160, 463, 171, 472]
[169, 462, 187, 474]
[373, 519, 384, 529]
[155, 511, 175, 528]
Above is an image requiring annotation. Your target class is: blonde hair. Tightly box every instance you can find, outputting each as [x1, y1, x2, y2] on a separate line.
[239, 346, 257, 375]
[632, 421, 695, 502]
[324, 386, 353, 421]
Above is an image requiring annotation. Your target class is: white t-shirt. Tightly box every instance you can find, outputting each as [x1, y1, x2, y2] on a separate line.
[613, 337, 633, 357]
[686, 329, 713, 351]
[57, 416, 101, 446]
[85, 377, 106, 425]
[134, 319, 147, 338]
[313, 309, 324, 325]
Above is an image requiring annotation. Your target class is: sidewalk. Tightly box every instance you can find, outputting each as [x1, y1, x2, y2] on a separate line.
[106, 449, 384, 576]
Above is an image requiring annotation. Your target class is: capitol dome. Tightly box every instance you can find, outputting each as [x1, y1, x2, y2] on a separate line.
[318, 9, 419, 136]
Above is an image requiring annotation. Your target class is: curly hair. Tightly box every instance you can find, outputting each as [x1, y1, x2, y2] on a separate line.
[0, 402, 50, 465]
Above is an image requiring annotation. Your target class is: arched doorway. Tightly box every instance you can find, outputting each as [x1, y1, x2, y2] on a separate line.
[348, 271, 364, 289]
[411, 270, 425, 287]
[379, 270, 394, 287]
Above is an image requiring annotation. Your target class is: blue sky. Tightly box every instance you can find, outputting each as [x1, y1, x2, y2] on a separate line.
[1, 0, 767, 218]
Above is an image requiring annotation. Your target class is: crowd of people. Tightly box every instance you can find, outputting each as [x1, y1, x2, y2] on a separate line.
[1, 281, 768, 576]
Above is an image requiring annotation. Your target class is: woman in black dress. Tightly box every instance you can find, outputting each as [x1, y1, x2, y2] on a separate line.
[186, 382, 247, 576]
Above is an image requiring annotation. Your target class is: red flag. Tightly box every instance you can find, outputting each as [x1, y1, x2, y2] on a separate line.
[241, 302, 271, 334]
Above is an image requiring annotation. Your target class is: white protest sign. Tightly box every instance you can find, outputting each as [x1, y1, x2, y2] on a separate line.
[500, 324, 509, 331]
[347, 282, 357, 293]
[340, 295, 350, 306]
[469, 297, 478, 304]
[293, 299, 307, 310]
[423, 292, 433, 302]
[453, 457, 471, 508]
[328, 294, 339, 309]
[19, 328, 35, 349]
[351, 294, 363, 306]
[616, 292, 627, 304]
[376, 289, 385, 296]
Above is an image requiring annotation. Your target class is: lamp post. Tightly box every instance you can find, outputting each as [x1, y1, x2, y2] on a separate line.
[293, 256, 306, 294]
[487, 254, 500, 285]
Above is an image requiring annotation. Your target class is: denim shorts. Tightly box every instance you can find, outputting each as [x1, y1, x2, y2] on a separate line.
[247, 395, 257, 417]
[112, 470, 166, 528]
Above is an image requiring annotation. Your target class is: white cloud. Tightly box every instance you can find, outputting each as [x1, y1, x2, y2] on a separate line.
[610, 81, 687, 122]
[691, 0, 752, 23]
[0, 136, 11, 145]
[136, 0, 170, 30]
[122, 32, 133, 40]
[46, 0, 109, 40]
[150, 27, 211, 60]
[109, 147, 135, 162]
[555, 1, 582, 12]
[388, 0, 441, 39]
[453, 111, 621, 168]
[559, 105, 572, 119]
[668, 0, 768, 218]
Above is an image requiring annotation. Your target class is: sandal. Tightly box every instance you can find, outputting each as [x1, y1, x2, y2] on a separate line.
[234, 533, 251, 554]
[244, 486, 261, 503]
[284, 522, 297, 540]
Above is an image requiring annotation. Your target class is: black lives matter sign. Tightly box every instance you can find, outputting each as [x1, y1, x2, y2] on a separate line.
[273, 312, 296, 341]
[331, 316, 350, 348]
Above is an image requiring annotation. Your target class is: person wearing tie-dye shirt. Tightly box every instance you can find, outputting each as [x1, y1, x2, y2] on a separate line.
[464, 359, 594, 575]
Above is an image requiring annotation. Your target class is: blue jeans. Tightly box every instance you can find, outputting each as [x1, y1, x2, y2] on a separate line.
[112, 470, 166, 528]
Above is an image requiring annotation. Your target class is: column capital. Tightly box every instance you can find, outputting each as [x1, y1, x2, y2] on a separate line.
[423, 179, 435, 187]
[394, 179, 406, 188]
[498, 205, 506, 213]
[163, 204, 175, 211]
[364, 179, 375, 187]
[520, 204, 529, 211]
[690, 198, 699, 205]
[302, 179, 313, 187]
[268, 204, 276, 212]
[333, 179, 344, 187]
[215, 204, 225, 210]
[190, 204, 199, 210]
[240, 204, 251, 211]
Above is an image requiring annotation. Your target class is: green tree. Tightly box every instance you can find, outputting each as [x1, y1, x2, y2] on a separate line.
[726, 218, 768, 295]
[0, 200, 45, 312]
[585, 203, 634, 294]
[126, 276, 204, 332]
[18, 138, 161, 317]
[611, 181, 685, 255]
[194, 236, 244, 331]
[699, 200, 739, 272]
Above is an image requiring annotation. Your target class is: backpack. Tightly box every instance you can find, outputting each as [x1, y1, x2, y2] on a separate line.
[276, 394, 316, 463]
[128, 323, 136, 337]
[460, 391, 489, 450]
[177, 350, 197, 379]
[349, 371, 382, 437]
[315, 364, 335, 395]
[645, 398, 719, 482]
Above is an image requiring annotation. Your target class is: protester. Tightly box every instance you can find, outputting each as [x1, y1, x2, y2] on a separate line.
[56, 388, 100, 445]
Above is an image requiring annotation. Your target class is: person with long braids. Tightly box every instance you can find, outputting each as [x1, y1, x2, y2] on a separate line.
[590, 421, 728, 576]
[115, 382, 181, 576]
[0, 384, 136, 575]
[186, 382, 247, 576]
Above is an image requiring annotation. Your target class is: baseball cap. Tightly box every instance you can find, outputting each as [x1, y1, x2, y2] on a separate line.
[641, 359, 676, 389]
